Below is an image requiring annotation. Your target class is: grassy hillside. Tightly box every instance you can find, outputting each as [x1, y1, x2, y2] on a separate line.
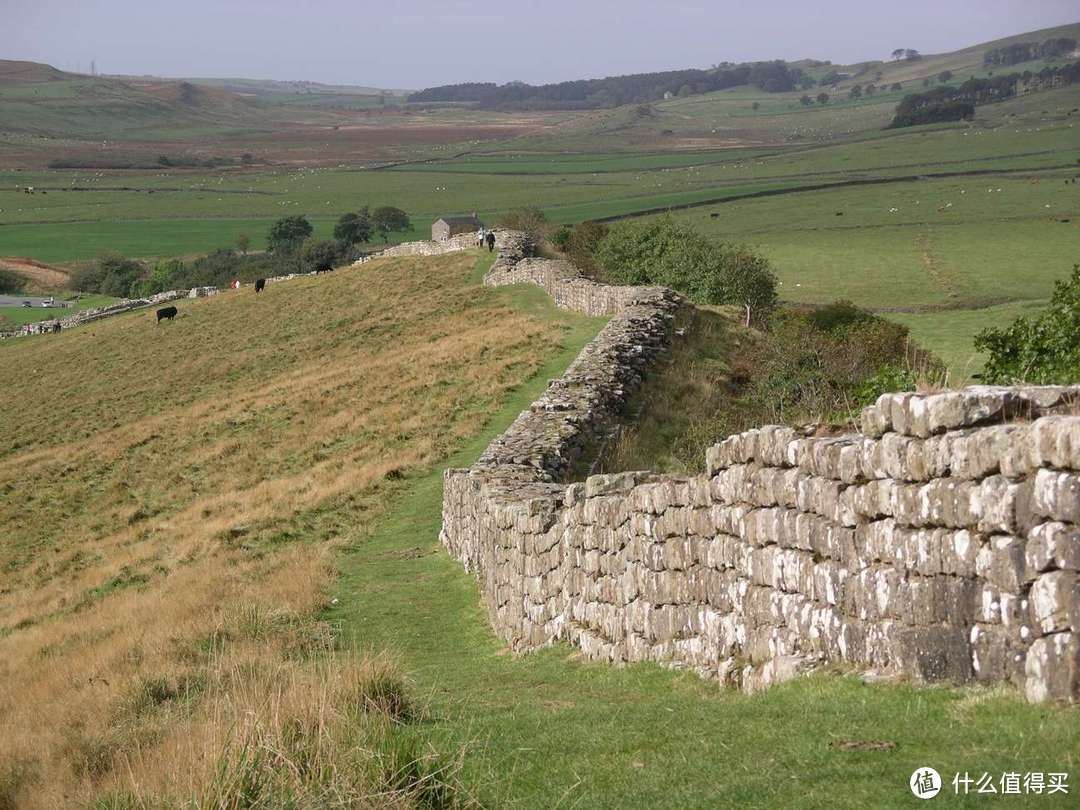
[0, 60, 277, 140]
[0, 59, 558, 168]
[0, 250, 593, 807]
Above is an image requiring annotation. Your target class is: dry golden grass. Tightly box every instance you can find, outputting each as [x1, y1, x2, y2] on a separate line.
[0, 257, 71, 290]
[0, 252, 562, 808]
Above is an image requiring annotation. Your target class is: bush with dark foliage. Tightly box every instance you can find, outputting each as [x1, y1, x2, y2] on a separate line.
[975, 265, 1080, 384]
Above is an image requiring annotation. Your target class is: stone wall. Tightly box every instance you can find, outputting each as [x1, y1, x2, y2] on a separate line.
[441, 239, 1080, 703]
[1, 288, 208, 338]
[485, 253, 669, 317]
[354, 230, 515, 262]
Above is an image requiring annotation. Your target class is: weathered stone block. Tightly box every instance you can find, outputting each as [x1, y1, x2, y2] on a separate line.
[1032, 468, 1080, 523]
[1026, 522, 1080, 576]
[1029, 570, 1079, 634]
[1025, 632, 1080, 703]
[900, 626, 973, 683]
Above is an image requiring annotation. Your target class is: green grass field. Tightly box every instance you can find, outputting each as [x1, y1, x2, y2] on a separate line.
[663, 168, 1078, 381]
[2, 38, 1078, 374]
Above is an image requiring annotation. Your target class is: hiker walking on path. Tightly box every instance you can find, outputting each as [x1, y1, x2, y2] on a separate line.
[486, 231, 496, 252]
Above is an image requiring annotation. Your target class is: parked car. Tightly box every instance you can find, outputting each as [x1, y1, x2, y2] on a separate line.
[21, 301, 31, 308]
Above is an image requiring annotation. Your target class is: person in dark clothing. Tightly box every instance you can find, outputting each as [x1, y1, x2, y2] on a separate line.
[486, 231, 496, 251]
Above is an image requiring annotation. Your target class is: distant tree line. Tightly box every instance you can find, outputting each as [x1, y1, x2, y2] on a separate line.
[47, 153, 257, 170]
[72, 207, 412, 298]
[889, 60, 1080, 127]
[408, 61, 814, 110]
[890, 49, 922, 61]
[984, 38, 1077, 68]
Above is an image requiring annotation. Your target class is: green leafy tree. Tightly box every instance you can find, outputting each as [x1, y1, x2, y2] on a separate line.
[371, 206, 411, 241]
[300, 239, 342, 273]
[497, 206, 550, 245]
[566, 220, 609, 273]
[72, 253, 147, 297]
[848, 84, 863, 99]
[132, 258, 187, 297]
[725, 245, 779, 327]
[975, 265, 1080, 384]
[816, 92, 829, 105]
[594, 217, 777, 324]
[267, 215, 313, 253]
[938, 70, 954, 84]
[550, 226, 573, 251]
[800, 94, 813, 106]
[333, 208, 373, 245]
[236, 233, 251, 255]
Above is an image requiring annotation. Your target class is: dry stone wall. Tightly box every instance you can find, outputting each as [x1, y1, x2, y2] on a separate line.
[441, 238, 1080, 703]
[1, 288, 212, 338]
[354, 230, 515, 262]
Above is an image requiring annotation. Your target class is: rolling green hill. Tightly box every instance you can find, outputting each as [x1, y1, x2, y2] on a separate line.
[0, 59, 276, 139]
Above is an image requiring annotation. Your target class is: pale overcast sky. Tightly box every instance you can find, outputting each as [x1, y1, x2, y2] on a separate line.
[5, 0, 1078, 89]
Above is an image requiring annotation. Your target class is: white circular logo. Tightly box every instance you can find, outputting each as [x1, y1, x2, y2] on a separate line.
[910, 767, 942, 799]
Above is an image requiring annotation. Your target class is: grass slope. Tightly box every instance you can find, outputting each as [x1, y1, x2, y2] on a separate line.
[0, 250, 575, 807]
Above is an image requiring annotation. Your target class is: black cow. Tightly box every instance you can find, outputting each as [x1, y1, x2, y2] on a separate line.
[314, 262, 333, 274]
[255, 278, 266, 293]
[156, 306, 178, 323]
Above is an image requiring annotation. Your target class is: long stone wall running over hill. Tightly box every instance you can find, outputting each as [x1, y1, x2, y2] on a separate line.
[441, 238, 1080, 703]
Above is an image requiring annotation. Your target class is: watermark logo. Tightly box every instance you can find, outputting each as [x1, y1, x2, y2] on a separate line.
[911, 767, 943, 799]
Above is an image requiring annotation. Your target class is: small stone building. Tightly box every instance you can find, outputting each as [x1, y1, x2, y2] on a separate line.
[432, 214, 482, 242]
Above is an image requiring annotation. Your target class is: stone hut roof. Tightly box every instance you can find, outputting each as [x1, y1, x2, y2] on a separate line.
[436, 215, 483, 226]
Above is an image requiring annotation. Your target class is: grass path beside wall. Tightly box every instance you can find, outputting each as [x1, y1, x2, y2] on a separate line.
[332, 258, 1078, 809]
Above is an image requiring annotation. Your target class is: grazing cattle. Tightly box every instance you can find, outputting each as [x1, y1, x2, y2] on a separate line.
[156, 306, 178, 324]
[254, 278, 266, 293]
[314, 262, 333, 274]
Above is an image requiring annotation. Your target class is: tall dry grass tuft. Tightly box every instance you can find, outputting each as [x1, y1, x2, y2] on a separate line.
[100, 652, 473, 809]
[0, 253, 553, 808]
